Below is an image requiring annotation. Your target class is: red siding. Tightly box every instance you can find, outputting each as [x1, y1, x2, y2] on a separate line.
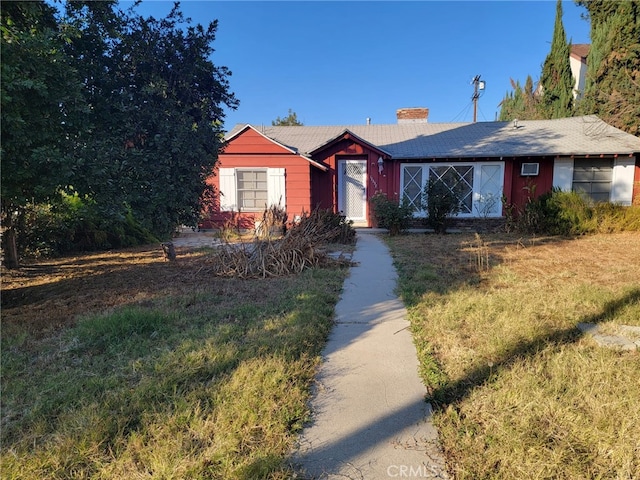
[310, 137, 393, 226]
[222, 128, 293, 155]
[507, 157, 554, 210]
[203, 128, 316, 229]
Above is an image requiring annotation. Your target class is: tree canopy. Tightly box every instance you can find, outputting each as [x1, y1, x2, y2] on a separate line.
[498, 0, 574, 121]
[1, 1, 238, 267]
[498, 76, 540, 121]
[1, 1, 86, 267]
[499, 0, 640, 137]
[539, 0, 574, 118]
[577, 0, 640, 136]
[272, 109, 303, 126]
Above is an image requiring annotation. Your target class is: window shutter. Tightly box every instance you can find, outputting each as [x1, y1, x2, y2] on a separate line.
[553, 157, 573, 191]
[218, 168, 237, 211]
[267, 168, 286, 209]
[611, 157, 635, 205]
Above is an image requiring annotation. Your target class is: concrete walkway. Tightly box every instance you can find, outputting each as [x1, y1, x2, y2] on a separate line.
[292, 232, 448, 479]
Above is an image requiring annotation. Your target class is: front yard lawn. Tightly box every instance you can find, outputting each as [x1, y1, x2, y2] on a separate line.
[386, 232, 640, 479]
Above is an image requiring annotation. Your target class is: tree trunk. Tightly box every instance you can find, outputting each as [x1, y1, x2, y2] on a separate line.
[2, 226, 19, 269]
[161, 242, 176, 261]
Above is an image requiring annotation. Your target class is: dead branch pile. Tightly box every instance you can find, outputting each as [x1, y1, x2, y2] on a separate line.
[198, 208, 355, 279]
[292, 208, 356, 245]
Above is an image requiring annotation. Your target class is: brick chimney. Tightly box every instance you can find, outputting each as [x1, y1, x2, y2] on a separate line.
[396, 107, 429, 124]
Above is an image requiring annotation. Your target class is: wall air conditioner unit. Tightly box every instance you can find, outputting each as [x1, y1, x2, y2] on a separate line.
[521, 163, 539, 176]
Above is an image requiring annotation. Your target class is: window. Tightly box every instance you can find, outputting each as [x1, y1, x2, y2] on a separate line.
[554, 157, 635, 205]
[400, 162, 504, 218]
[403, 166, 423, 210]
[521, 163, 539, 176]
[237, 170, 267, 211]
[572, 159, 613, 203]
[428, 165, 474, 214]
[218, 168, 286, 212]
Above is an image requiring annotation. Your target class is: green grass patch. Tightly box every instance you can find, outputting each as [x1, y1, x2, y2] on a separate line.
[386, 232, 640, 479]
[1, 266, 347, 479]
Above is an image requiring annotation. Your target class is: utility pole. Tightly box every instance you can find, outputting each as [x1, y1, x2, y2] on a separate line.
[471, 75, 485, 123]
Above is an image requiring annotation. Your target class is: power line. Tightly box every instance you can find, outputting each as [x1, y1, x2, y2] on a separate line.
[450, 101, 474, 122]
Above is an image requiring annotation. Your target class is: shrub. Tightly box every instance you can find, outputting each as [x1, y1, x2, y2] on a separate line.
[422, 178, 462, 234]
[369, 192, 414, 235]
[17, 192, 157, 257]
[505, 188, 640, 235]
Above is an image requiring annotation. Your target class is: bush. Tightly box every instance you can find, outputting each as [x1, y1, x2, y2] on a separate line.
[17, 193, 157, 257]
[369, 193, 415, 235]
[505, 188, 640, 235]
[422, 178, 462, 234]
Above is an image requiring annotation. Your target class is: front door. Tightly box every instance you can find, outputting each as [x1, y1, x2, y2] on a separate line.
[338, 159, 367, 224]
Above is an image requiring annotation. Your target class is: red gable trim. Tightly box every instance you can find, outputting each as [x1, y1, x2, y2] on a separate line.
[224, 124, 329, 171]
[308, 129, 392, 159]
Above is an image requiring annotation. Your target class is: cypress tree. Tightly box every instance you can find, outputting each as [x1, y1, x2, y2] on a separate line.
[578, 0, 640, 136]
[498, 75, 540, 121]
[539, 0, 575, 118]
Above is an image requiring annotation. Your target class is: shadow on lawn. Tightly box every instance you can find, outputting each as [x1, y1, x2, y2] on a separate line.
[429, 287, 640, 407]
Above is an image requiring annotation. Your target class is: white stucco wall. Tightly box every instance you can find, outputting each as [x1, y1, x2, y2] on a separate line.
[570, 56, 587, 99]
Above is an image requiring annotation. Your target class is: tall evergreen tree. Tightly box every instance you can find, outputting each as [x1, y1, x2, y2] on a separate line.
[539, 0, 575, 118]
[577, 0, 640, 136]
[498, 76, 540, 121]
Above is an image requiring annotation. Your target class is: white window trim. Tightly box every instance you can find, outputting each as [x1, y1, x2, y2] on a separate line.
[611, 157, 635, 206]
[399, 162, 504, 218]
[554, 156, 635, 205]
[218, 167, 286, 212]
[553, 157, 574, 191]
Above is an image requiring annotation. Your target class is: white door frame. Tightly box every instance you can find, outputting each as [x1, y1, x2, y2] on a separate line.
[337, 159, 367, 223]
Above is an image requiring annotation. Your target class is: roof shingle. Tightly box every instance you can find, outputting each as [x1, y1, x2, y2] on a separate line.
[226, 116, 640, 159]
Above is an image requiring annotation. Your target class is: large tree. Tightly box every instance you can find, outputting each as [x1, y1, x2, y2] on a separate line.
[498, 0, 575, 121]
[64, 2, 238, 237]
[1, 1, 238, 267]
[577, 0, 640, 136]
[1, 1, 85, 268]
[539, 0, 575, 118]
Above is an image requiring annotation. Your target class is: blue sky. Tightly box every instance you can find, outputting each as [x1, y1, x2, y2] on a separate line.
[130, 1, 591, 129]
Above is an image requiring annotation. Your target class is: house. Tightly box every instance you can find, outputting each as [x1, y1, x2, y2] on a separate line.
[570, 44, 590, 99]
[203, 110, 640, 230]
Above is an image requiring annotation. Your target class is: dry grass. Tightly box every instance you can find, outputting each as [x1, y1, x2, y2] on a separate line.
[1, 246, 202, 336]
[1, 240, 349, 479]
[386, 232, 640, 479]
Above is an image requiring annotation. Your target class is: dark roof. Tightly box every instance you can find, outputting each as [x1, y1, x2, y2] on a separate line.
[571, 44, 590, 60]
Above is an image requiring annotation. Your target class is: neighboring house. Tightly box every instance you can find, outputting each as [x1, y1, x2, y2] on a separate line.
[203, 110, 640, 229]
[570, 44, 590, 99]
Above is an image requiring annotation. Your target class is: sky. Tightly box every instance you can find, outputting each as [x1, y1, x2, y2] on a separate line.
[128, 0, 592, 130]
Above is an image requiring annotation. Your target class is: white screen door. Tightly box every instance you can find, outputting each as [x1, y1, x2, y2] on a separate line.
[338, 159, 367, 223]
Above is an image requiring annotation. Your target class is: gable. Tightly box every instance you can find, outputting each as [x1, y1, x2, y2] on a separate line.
[222, 125, 328, 171]
[309, 129, 391, 159]
[223, 126, 297, 155]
